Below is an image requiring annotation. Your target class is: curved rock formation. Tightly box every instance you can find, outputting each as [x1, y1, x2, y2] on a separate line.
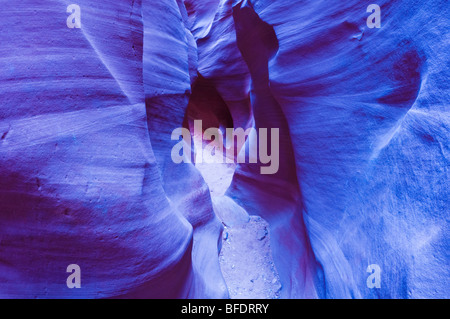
[0, 0, 226, 299]
[227, 0, 449, 298]
[0, 0, 448, 299]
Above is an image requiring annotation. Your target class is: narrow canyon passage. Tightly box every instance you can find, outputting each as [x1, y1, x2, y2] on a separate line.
[0, 0, 446, 300]
[193, 137, 282, 299]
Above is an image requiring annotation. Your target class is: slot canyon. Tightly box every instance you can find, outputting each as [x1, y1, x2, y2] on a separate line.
[0, 0, 448, 298]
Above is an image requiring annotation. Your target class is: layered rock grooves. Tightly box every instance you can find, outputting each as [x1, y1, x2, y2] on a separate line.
[0, 0, 448, 298]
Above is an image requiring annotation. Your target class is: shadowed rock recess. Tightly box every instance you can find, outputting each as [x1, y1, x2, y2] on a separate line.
[0, 0, 448, 298]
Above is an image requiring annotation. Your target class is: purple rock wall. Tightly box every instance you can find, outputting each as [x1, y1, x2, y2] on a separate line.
[0, 0, 448, 298]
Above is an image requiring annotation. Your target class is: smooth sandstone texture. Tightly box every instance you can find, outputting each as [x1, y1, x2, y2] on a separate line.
[227, 0, 449, 298]
[0, 0, 225, 298]
[0, 0, 448, 299]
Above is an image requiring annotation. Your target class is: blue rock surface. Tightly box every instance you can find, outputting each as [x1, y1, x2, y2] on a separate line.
[0, 0, 448, 298]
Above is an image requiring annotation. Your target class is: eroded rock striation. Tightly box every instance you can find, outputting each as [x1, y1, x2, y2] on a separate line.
[0, 0, 448, 298]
